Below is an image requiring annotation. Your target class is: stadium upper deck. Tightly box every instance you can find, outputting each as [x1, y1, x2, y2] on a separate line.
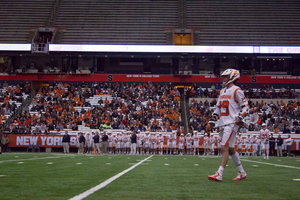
[0, 0, 299, 45]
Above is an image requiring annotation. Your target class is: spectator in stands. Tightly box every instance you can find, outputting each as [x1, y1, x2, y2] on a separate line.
[32, 127, 41, 134]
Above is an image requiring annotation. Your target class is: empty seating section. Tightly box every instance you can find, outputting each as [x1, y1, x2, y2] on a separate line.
[0, 0, 54, 43]
[186, 0, 300, 45]
[55, 0, 178, 44]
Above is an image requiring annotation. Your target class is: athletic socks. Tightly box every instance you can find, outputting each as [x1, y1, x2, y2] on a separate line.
[231, 152, 245, 173]
[217, 166, 224, 176]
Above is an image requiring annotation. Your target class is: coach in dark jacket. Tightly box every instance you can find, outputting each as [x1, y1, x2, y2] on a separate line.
[130, 131, 137, 155]
[276, 134, 283, 157]
[269, 134, 276, 156]
[62, 131, 70, 154]
[79, 133, 85, 154]
[101, 132, 108, 154]
[93, 132, 100, 154]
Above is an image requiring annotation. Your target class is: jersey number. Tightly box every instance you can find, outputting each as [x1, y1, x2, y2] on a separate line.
[220, 100, 229, 116]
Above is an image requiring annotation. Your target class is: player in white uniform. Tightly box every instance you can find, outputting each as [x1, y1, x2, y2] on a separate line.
[136, 131, 143, 155]
[203, 134, 209, 155]
[166, 134, 172, 155]
[186, 133, 192, 155]
[193, 132, 200, 155]
[85, 133, 92, 154]
[150, 133, 157, 155]
[115, 133, 121, 154]
[143, 131, 150, 155]
[108, 132, 113, 154]
[126, 132, 131, 154]
[244, 135, 252, 156]
[259, 123, 270, 160]
[252, 135, 258, 156]
[208, 69, 248, 182]
[217, 135, 222, 156]
[91, 132, 95, 154]
[171, 132, 177, 155]
[178, 134, 185, 155]
[209, 135, 216, 156]
[236, 134, 243, 156]
[158, 133, 164, 155]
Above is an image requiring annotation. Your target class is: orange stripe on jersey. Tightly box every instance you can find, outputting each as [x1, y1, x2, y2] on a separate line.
[224, 130, 234, 147]
[234, 88, 240, 104]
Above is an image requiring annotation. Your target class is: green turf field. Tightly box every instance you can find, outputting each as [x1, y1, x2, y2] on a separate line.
[0, 153, 299, 200]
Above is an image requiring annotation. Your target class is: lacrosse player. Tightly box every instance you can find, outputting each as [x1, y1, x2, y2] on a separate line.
[208, 69, 248, 182]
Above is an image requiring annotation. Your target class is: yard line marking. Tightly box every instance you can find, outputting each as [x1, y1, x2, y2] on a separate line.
[69, 155, 153, 200]
[252, 165, 258, 167]
[47, 162, 53, 165]
[17, 162, 24, 164]
[164, 164, 169, 165]
[241, 159, 300, 170]
[0, 175, 7, 177]
[0, 156, 61, 163]
[106, 163, 111, 165]
[76, 163, 82, 165]
[293, 179, 300, 181]
[194, 164, 199, 166]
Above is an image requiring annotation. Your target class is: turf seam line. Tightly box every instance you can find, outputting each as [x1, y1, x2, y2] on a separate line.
[69, 155, 153, 200]
[241, 159, 300, 170]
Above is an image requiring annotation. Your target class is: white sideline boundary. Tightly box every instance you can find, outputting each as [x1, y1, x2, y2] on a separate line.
[69, 155, 153, 200]
[241, 159, 300, 170]
[0, 156, 61, 163]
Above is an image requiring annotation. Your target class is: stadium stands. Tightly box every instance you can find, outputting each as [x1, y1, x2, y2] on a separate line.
[0, 0, 54, 43]
[186, 0, 300, 45]
[54, 0, 178, 44]
[7, 82, 182, 134]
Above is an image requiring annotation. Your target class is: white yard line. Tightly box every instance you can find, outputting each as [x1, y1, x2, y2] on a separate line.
[0, 156, 61, 163]
[241, 159, 300, 170]
[69, 155, 153, 200]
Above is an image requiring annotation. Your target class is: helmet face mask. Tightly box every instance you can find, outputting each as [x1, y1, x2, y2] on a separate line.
[221, 69, 240, 87]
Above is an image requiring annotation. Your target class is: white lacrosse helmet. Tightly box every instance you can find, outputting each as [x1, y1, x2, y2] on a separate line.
[221, 69, 240, 87]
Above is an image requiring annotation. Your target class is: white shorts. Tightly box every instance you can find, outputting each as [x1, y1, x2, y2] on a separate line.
[194, 142, 199, 148]
[116, 142, 121, 149]
[151, 143, 157, 149]
[186, 143, 192, 149]
[108, 142, 113, 148]
[178, 144, 184, 149]
[245, 144, 251, 150]
[220, 124, 239, 148]
[261, 144, 265, 150]
[136, 142, 142, 148]
[253, 144, 258, 151]
[126, 142, 130, 148]
[85, 143, 92, 148]
[203, 144, 208, 149]
[210, 144, 214, 151]
[158, 142, 164, 149]
[172, 141, 177, 149]
[218, 143, 221, 149]
[264, 143, 269, 150]
[166, 142, 171, 148]
[143, 142, 149, 148]
[237, 144, 243, 150]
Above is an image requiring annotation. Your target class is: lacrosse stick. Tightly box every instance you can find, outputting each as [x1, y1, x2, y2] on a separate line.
[214, 113, 259, 129]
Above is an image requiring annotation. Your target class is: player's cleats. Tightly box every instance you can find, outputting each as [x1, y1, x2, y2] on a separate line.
[267, 156, 269, 160]
[207, 172, 222, 182]
[233, 171, 247, 181]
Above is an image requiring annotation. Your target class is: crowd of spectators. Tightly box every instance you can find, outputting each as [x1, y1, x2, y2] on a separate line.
[188, 84, 299, 99]
[5, 81, 183, 134]
[0, 81, 31, 128]
[189, 98, 300, 134]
